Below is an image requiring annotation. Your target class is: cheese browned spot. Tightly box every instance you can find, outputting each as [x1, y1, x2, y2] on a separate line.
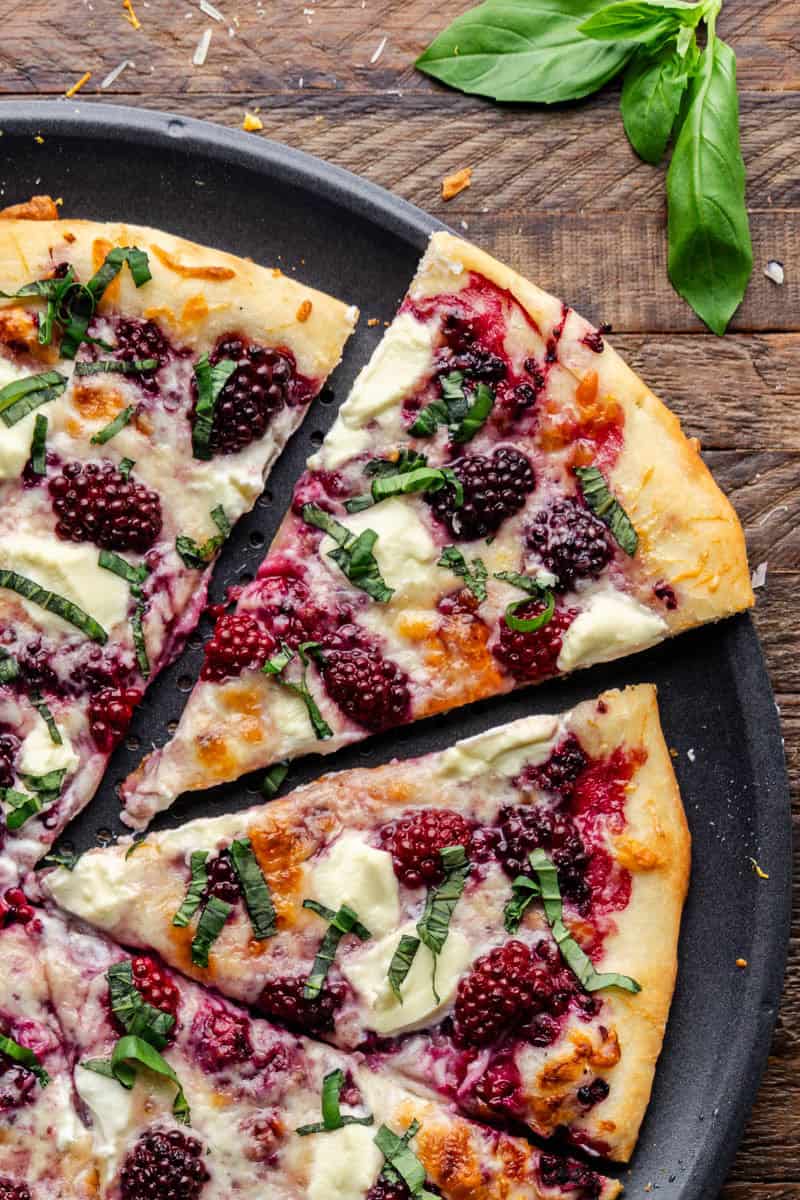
[92, 238, 123, 307]
[219, 682, 270, 744]
[0, 308, 44, 354]
[181, 294, 210, 326]
[71, 382, 126, 423]
[152, 244, 236, 282]
[0, 194, 60, 220]
[249, 814, 329, 927]
[413, 611, 503, 719]
[417, 1120, 484, 1200]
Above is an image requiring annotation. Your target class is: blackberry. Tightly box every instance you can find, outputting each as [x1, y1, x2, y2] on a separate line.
[190, 1003, 252, 1073]
[474, 1053, 523, 1114]
[577, 1077, 610, 1108]
[527, 734, 588, 798]
[0, 733, 18, 789]
[654, 580, 678, 610]
[493, 602, 575, 682]
[49, 461, 162, 553]
[203, 852, 241, 905]
[120, 958, 180, 1041]
[200, 613, 275, 683]
[379, 809, 474, 888]
[367, 1182, 412, 1200]
[112, 318, 168, 393]
[0, 1181, 31, 1200]
[320, 628, 410, 732]
[258, 975, 345, 1036]
[196, 336, 297, 456]
[119, 1128, 210, 1200]
[497, 805, 591, 912]
[88, 686, 143, 751]
[453, 940, 559, 1048]
[16, 639, 60, 696]
[426, 448, 534, 541]
[527, 498, 612, 591]
[444, 347, 507, 383]
[254, 575, 327, 648]
[538, 1154, 604, 1200]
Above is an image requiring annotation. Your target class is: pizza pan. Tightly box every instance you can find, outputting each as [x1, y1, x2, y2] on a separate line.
[0, 100, 790, 1200]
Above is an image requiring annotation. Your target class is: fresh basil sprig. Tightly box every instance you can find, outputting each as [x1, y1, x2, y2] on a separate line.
[410, 372, 494, 443]
[302, 504, 393, 603]
[417, 0, 752, 333]
[296, 1068, 374, 1136]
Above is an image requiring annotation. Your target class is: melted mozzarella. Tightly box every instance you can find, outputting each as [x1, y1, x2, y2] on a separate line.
[18, 720, 79, 777]
[0, 532, 130, 637]
[557, 590, 667, 672]
[75, 1064, 134, 1171]
[48, 853, 141, 928]
[304, 1124, 383, 1200]
[343, 920, 471, 1035]
[309, 833, 400, 939]
[437, 714, 561, 781]
[0, 358, 42, 481]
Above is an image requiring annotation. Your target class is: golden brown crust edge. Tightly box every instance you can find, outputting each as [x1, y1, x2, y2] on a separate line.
[0, 217, 358, 380]
[420, 232, 754, 629]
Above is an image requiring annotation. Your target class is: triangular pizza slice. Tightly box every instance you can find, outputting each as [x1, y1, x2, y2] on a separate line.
[23, 911, 621, 1200]
[120, 230, 752, 827]
[0, 203, 356, 884]
[49, 684, 690, 1163]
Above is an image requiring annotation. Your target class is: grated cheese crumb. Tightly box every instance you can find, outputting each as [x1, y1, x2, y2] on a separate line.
[65, 71, 92, 98]
[736, 958, 748, 968]
[441, 166, 472, 201]
[122, 0, 141, 28]
[751, 561, 768, 589]
[370, 35, 387, 64]
[199, 0, 224, 19]
[100, 59, 132, 89]
[193, 27, 213, 66]
[687, 747, 695, 763]
[748, 857, 769, 880]
[242, 112, 263, 132]
[366, 317, 379, 327]
[34, 135, 44, 145]
[764, 260, 784, 285]
[296, 300, 313, 323]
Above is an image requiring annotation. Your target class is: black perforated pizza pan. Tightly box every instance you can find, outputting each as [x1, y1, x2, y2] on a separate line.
[0, 100, 790, 1200]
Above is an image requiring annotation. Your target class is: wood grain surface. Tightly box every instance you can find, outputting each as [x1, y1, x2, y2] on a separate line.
[0, 1, 797, 1195]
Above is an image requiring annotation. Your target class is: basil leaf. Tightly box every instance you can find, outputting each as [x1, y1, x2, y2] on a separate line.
[416, 0, 633, 104]
[302, 504, 394, 603]
[29, 689, 63, 745]
[504, 589, 555, 632]
[0, 649, 19, 685]
[125, 836, 148, 859]
[579, 0, 704, 43]
[172, 851, 210, 928]
[0, 1033, 49, 1087]
[60, 248, 152, 359]
[98, 549, 148, 588]
[296, 1068, 374, 1136]
[110, 1034, 190, 1124]
[666, 33, 752, 334]
[374, 1122, 437, 1199]
[263, 642, 333, 741]
[346, 466, 464, 514]
[118, 457, 135, 480]
[452, 381, 494, 443]
[131, 601, 149, 678]
[528, 848, 641, 993]
[229, 837, 277, 940]
[0, 569, 108, 642]
[192, 355, 237, 460]
[75, 358, 158, 376]
[21, 769, 67, 798]
[191, 895, 233, 968]
[2, 788, 42, 830]
[29, 413, 48, 476]
[0, 371, 67, 428]
[503, 874, 541, 933]
[437, 546, 488, 602]
[0, 269, 75, 347]
[81, 1057, 125, 1083]
[303, 902, 371, 1000]
[387, 933, 421, 1003]
[410, 398, 450, 438]
[107, 961, 175, 1051]
[621, 42, 695, 163]
[40, 845, 81, 871]
[364, 450, 428, 478]
[409, 372, 493, 444]
[90, 406, 136, 445]
[98, 551, 150, 676]
[175, 506, 230, 569]
[303, 898, 372, 942]
[574, 465, 638, 555]
[416, 845, 470, 1003]
[262, 761, 289, 797]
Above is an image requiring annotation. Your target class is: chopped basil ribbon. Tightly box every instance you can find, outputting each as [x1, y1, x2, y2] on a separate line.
[191, 355, 237, 460]
[262, 761, 289, 797]
[41, 845, 81, 871]
[4, 768, 65, 831]
[98, 550, 150, 677]
[374, 1121, 439, 1200]
[303, 900, 371, 1000]
[262, 641, 332, 741]
[30, 413, 48, 475]
[191, 895, 233, 968]
[437, 546, 488, 602]
[118, 457, 135, 480]
[83, 1034, 190, 1125]
[503, 874, 541, 934]
[0, 569, 107, 643]
[345, 464, 464, 515]
[90, 405, 135, 445]
[59, 247, 153, 359]
[301, 503, 393, 603]
[172, 851, 210, 928]
[365, 449, 428, 477]
[107, 960, 176, 1050]
[0, 267, 76, 347]
[296, 1068, 374, 1136]
[229, 837, 277, 940]
[0, 1033, 49, 1087]
[175, 506, 231, 569]
[410, 371, 495, 444]
[575, 465, 638, 557]
[528, 848, 641, 994]
[387, 933, 422, 1003]
[125, 835, 148, 859]
[29, 689, 62, 745]
[415, 844, 470, 1002]
[0, 649, 19, 685]
[0, 370, 67, 428]
[494, 570, 556, 633]
[75, 358, 158, 377]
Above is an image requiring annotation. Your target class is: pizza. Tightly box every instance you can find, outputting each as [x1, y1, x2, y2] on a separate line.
[120, 230, 753, 828]
[0, 201, 356, 886]
[47, 684, 690, 1165]
[0, 910, 621, 1200]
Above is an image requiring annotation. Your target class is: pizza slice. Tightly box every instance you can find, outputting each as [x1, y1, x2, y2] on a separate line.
[0, 203, 356, 885]
[48, 684, 690, 1162]
[121, 230, 753, 826]
[39, 912, 620, 1200]
[0, 920, 97, 1198]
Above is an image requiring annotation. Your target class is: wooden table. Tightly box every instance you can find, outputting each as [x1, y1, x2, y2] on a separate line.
[1, 1, 797, 1194]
